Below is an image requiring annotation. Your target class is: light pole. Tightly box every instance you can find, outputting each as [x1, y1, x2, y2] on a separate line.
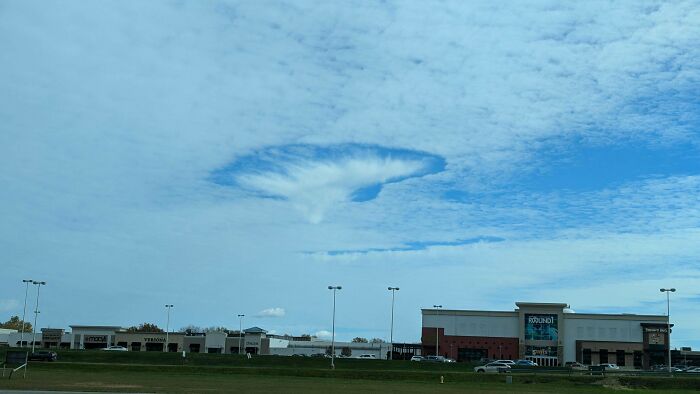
[388, 287, 399, 360]
[433, 305, 442, 357]
[31, 281, 46, 353]
[328, 285, 342, 369]
[20, 279, 33, 348]
[164, 304, 173, 352]
[238, 314, 245, 355]
[660, 288, 676, 373]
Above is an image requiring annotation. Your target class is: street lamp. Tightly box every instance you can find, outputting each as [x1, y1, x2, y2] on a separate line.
[20, 279, 33, 348]
[328, 285, 342, 369]
[433, 305, 442, 357]
[31, 281, 46, 353]
[660, 288, 676, 373]
[237, 314, 245, 355]
[388, 287, 399, 360]
[164, 304, 174, 352]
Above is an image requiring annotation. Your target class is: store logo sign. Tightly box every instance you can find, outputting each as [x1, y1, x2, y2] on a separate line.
[528, 316, 555, 324]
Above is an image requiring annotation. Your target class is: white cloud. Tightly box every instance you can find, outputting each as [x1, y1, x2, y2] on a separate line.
[314, 330, 332, 339]
[255, 307, 286, 318]
[0, 299, 19, 313]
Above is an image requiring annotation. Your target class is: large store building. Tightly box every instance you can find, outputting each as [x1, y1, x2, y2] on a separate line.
[422, 302, 671, 368]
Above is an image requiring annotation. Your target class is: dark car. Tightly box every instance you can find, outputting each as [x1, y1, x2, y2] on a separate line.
[29, 351, 57, 361]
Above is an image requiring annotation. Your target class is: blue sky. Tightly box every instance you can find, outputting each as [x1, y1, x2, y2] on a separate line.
[1, 1, 699, 347]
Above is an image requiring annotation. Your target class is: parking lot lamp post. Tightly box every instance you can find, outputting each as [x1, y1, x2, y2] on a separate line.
[388, 287, 399, 360]
[238, 314, 245, 354]
[165, 304, 173, 352]
[328, 286, 342, 369]
[31, 281, 46, 353]
[660, 288, 676, 373]
[433, 305, 442, 356]
[20, 279, 33, 348]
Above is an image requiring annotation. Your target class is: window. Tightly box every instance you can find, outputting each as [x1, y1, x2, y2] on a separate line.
[599, 349, 608, 364]
[583, 349, 591, 365]
[633, 351, 643, 368]
[616, 350, 625, 366]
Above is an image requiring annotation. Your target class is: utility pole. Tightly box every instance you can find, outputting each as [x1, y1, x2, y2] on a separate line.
[31, 281, 46, 353]
[660, 288, 676, 374]
[388, 287, 399, 360]
[328, 286, 342, 369]
[433, 305, 442, 356]
[20, 279, 33, 348]
[165, 305, 174, 352]
[238, 314, 245, 355]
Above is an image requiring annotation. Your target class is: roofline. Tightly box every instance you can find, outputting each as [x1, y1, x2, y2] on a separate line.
[566, 313, 666, 321]
[422, 309, 517, 317]
[69, 325, 124, 329]
[422, 309, 667, 321]
[515, 302, 569, 308]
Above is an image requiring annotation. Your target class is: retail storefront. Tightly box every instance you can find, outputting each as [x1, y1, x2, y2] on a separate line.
[422, 302, 669, 368]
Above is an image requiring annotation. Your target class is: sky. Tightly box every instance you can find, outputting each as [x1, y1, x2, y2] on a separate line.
[1, 0, 699, 347]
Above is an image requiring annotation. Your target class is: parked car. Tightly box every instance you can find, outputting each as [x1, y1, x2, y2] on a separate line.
[29, 351, 57, 361]
[444, 358, 456, 363]
[599, 363, 620, 370]
[102, 346, 128, 351]
[474, 362, 511, 373]
[424, 355, 450, 363]
[357, 354, 376, 359]
[410, 356, 424, 362]
[686, 367, 700, 373]
[564, 361, 586, 370]
[494, 359, 515, 365]
[515, 359, 538, 366]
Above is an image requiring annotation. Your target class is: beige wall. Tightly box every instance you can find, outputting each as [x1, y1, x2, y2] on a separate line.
[114, 332, 185, 352]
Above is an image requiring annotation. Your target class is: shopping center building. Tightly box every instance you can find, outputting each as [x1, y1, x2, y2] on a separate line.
[422, 302, 671, 368]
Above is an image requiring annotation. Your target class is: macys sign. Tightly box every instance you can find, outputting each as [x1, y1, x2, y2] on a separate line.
[528, 315, 555, 325]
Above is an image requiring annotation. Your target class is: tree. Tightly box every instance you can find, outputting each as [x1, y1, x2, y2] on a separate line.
[341, 346, 352, 357]
[204, 326, 230, 333]
[0, 316, 32, 332]
[180, 325, 203, 334]
[126, 323, 164, 333]
[351, 337, 368, 343]
[370, 338, 386, 344]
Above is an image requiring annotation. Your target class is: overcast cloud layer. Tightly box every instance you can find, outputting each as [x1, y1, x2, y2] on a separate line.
[1, 1, 699, 347]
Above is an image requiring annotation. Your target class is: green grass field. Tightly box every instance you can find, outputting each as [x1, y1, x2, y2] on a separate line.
[1, 349, 698, 393]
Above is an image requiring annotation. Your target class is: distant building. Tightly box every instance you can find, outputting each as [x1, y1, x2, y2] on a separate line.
[422, 302, 670, 368]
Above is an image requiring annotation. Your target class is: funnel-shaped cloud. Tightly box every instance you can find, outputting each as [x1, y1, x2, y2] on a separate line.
[211, 144, 445, 222]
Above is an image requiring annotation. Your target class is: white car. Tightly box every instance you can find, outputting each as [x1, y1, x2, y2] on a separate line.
[474, 362, 511, 373]
[357, 354, 376, 359]
[494, 359, 515, 365]
[410, 356, 424, 362]
[102, 346, 128, 351]
[600, 363, 620, 370]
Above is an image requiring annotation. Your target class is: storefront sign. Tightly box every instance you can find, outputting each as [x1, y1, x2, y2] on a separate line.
[144, 337, 166, 343]
[524, 314, 558, 341]
[84, 335, 107, 343]
[525, 345, 557, 357]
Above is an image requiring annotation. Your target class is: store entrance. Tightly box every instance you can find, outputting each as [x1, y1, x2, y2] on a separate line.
[527, 356, 559, 367]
